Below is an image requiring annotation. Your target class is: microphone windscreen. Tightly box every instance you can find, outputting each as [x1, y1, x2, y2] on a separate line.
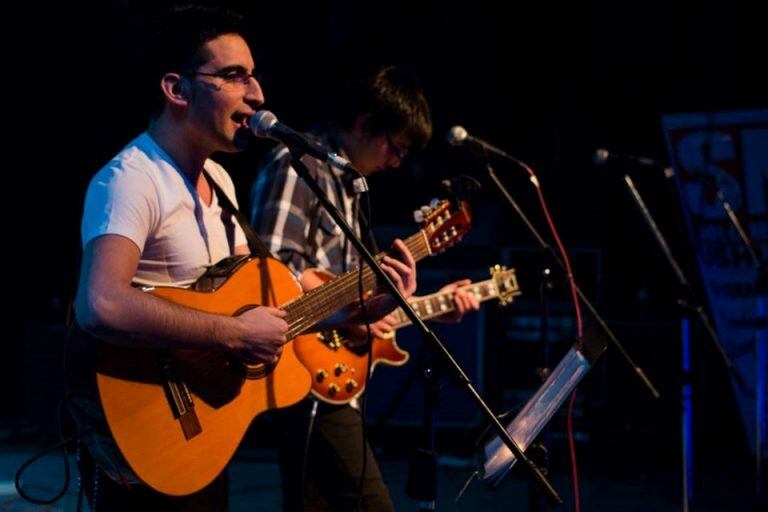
[447, 126, 468, 146]
[250, 110, 278, 137]
[593, 148, 610, 166]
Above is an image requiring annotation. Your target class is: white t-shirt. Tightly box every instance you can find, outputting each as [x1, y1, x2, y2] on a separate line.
[82, 132, 247, 287]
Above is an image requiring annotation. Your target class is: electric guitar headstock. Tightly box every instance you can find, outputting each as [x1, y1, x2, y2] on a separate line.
[490, 264, 522, 306]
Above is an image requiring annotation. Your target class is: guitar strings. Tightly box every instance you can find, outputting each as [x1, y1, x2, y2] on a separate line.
[285, 236, 422, 321]
[285, 263, 495, 337]
[283, 235, 429, 337]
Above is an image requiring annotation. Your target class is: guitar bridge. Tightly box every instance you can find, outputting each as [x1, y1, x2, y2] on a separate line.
[160, 356, 202, 440]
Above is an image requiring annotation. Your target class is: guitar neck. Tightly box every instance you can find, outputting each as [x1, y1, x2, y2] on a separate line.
[282, 231, 431, 338]
[390, 278, 501, 328]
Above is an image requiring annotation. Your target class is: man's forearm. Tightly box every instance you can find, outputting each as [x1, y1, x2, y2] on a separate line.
[78, 285, 245, 352]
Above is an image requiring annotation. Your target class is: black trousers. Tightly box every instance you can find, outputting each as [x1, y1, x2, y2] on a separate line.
[76, 444, 229, 511]
[275, 400, 394, 512]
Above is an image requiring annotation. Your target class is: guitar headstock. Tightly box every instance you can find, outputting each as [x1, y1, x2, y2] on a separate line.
[415, 198, 472, 254]
[490, 264, 522, 306]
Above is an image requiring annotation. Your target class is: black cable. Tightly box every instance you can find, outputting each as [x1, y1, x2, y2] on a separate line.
[76, 467, 84, 512]
[16, 315, 93, 506]
[14, 394, 88, 505]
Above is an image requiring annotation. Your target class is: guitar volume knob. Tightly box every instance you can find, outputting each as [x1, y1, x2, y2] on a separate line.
[316, 369, 328, 382]
[345, 379, 359, 392]
[328, 384, 340, 396]
[334, 364, 348, 376]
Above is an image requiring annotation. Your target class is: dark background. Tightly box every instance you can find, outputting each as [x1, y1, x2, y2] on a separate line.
[2, 0, 765, 508]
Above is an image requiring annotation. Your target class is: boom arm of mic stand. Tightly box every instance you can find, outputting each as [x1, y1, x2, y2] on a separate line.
[709, 183, 768, 288]
[485, 163, 660, 399]
[285, 151, 563, 505]
[718, 192, 762, 268]
[623, 174, 741, 384]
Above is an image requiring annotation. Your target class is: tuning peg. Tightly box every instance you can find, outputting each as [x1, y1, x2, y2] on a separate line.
[499, 297, 513, 307]
[414, 205, 431, 222]
[414, 204, 434, 223]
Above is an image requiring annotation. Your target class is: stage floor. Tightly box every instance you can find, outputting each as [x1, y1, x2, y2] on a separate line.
[0, 441, 758, 511]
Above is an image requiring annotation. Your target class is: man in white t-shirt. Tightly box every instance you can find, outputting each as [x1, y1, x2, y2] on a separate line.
[72, 6, 417, 510]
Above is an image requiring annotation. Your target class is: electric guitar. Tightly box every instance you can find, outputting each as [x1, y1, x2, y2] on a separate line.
[305, 264, 522, 404]
[92, 198, 471, 496]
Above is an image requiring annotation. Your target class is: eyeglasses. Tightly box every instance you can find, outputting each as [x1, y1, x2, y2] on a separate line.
[182, 70, 262, 91]
[386, 134, 409, 160]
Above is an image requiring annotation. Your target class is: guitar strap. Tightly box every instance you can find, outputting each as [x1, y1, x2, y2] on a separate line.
[203, 170, 273, 259]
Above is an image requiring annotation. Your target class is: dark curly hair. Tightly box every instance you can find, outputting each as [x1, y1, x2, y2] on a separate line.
[332, 66, 433, 150]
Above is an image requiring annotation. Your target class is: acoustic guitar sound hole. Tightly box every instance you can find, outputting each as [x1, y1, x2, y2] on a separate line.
[244, 362, 276, 379]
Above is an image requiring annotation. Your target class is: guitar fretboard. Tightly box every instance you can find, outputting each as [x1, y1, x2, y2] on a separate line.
[282, 231, 430, 338]
[391, 278, 501, 328]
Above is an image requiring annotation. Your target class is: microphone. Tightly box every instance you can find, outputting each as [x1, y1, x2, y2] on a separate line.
[593, 148, 660, 168]
[595, 148, 676, 179]
[250, 111, 357, 173]
[447, 126, 516, 161]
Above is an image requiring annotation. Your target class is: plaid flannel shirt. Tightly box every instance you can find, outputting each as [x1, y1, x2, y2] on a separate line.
[250, 132, 364, 278]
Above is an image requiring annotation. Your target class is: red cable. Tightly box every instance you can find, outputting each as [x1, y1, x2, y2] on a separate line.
[520, 162, 583, 512]
[524, 168, 583, 339]
[567, 389, 580, 512]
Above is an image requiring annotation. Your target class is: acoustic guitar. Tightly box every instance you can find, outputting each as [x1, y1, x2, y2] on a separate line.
[93, 198, 471, 495]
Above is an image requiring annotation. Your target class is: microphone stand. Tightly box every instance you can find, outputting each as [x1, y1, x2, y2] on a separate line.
[684, 171, 767, 507]
[622, 174, 739, 376]
[406, 335, 440, 511]
[528, 266, 556, 512]
[284, 149, 563, 507]
[621, 173, 743, 511]
[484, 162, 660, 399]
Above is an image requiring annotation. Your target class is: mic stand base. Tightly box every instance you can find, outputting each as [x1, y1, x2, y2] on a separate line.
[526, 443, 555, 512]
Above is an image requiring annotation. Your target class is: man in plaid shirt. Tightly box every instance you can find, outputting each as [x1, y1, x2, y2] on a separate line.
[251, 66, 479, 511]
